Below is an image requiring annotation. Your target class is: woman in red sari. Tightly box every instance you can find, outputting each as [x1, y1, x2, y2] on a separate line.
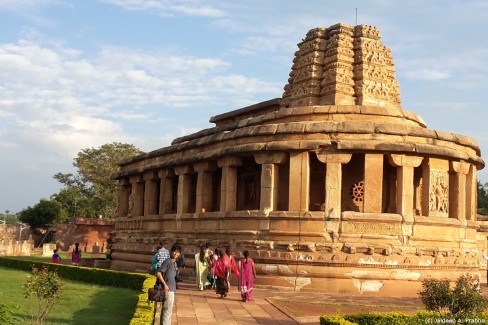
[213, 249, 229, 298]
[238, 250, 256, 302]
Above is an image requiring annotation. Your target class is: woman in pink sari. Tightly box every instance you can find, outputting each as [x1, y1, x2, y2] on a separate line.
[238, 250, 256, 302]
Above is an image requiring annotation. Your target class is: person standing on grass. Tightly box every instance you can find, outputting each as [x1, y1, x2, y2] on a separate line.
[156, 245, 181, 325]
[71, 242, 81, 266]
[52, 249, 61, 263]
[238, 250, 257, 302]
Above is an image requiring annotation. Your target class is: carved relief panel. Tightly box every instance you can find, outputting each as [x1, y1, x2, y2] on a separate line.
[428, 170, 449, 217]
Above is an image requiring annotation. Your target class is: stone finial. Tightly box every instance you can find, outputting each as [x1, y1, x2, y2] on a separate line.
[281, 23, 401, 110]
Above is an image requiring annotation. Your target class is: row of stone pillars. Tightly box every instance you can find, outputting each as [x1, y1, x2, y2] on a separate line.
[117, 151, 477, 223]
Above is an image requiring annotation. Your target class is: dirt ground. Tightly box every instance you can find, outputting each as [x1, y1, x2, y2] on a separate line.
[266, 286, 488, 324]
[268, 298, 422, 318]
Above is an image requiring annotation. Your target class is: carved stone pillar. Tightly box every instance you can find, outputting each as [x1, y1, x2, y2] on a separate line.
[421, 158, 449, 217]
[316, 153, 352, 219]
[363, 154, 384, 213]
[158, 169, 175, 214]
[143, 171, 159, 216]
[466, 165, 477, 221]
[194, 161, 217, 214]
[289, 152, 310, 211]
[130, 175, 144, 217]
[450, 160, 470, 221]
[387, 154, 423, 222]
[254, 152, 288, 215]
[175, 165, 193, 214]
[117, 178, 130, 218]
[218, 157, 242, 212]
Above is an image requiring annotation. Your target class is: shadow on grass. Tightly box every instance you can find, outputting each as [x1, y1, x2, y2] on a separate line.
[13, 285, 139, 324]
[69, 287, 139, 325]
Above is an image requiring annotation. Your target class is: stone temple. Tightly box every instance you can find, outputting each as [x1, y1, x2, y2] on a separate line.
[111, 23, 485, 295]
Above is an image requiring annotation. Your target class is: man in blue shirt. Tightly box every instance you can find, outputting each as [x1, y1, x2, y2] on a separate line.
[156, 245, 181, 324]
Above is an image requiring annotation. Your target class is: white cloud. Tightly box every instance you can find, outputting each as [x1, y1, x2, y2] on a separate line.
[102, 0, 226, 17]
[0, 33, 281, 167]
[0, 0, 60, 12]
[404, 69, 450, 81]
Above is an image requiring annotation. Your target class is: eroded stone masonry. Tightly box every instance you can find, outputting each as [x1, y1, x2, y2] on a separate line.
[111, 23, 485, 296]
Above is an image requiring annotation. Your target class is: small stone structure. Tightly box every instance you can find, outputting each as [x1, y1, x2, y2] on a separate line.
[0, 224, 33, 256]
[111, 23, 485, 296]
[53, 217, 114, 253]
[42, 243, 56, 257]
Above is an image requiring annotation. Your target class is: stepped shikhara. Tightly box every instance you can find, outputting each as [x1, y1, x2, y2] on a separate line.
[282, 24, 400, 109]
[110, 24, 485, 296]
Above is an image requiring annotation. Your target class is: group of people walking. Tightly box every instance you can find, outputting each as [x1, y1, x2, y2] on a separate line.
[150, 242, 257, 324]
[195, 244, 257, 302]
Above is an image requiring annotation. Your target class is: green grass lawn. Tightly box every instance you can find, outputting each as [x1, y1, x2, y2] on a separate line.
[0, 266, 140, 324]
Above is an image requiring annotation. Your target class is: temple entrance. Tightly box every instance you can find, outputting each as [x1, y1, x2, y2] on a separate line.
[309, 154, 325, 211]
[237, 157, 261, 210]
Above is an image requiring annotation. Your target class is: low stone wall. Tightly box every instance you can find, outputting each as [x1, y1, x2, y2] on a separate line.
[53, 217, 114, 253]
[0, 224, 34, 255]
[0, 239, 33, 256]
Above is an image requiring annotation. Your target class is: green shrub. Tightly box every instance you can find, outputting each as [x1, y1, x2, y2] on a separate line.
[451, 274, 488, 317]
[320, 314, 357, 324]
[345, 312, 419, 325]
[23, 265, 64, 324]
[129, 276, 157, 325]
[419, 274, 488, 318]
[321, 312, 422, 325]
[0, 257, 149, 290]
[321, 312, 488, 325]
[419, 277, 452, 315]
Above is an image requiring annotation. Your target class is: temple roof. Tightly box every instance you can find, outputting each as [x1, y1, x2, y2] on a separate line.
[114, 23, 484, 174]
[282, 23, 401, 110]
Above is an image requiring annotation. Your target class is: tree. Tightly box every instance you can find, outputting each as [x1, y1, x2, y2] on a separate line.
[23, 265, 63, 324]
[478, 181, 488, 215]
[51, 187, 100, 218]
[54, 142, 143, 218]
[18, 199, 67, 229]
[0, 212, 20, 225]
[419, 274, 488, 318]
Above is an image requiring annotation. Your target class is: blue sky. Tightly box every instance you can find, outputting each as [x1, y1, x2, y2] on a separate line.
[1, 0, 488, 213]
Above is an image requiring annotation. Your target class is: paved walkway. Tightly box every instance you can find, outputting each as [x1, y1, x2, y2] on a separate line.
[166, 282, 301, 325]
[161, 281, 428, 325]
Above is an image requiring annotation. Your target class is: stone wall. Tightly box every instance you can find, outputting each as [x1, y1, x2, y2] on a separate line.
[53, 217, 114, 253]
[0, 224, 33, 255]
